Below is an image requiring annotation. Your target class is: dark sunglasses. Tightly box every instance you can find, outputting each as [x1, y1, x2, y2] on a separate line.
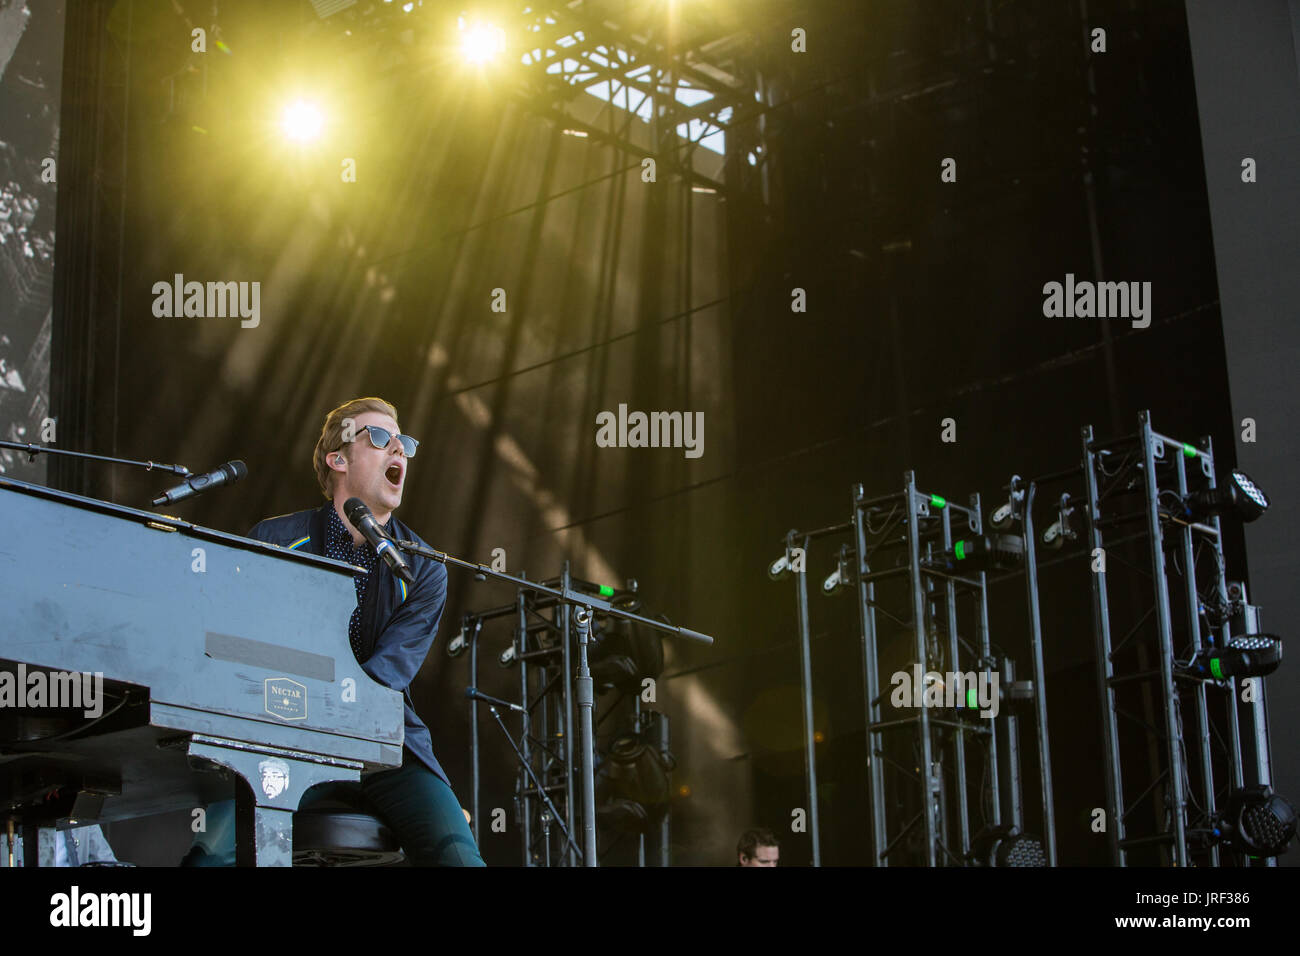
[345, 424, 419, 458]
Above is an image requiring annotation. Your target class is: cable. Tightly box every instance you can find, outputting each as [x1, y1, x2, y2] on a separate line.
[1097, 449, 1126, 479]
[2, 692, 137, 750]
[864, 504, 900, 537]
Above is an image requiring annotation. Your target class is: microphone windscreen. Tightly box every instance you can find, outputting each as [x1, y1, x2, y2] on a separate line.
[343, 497, 368, 524]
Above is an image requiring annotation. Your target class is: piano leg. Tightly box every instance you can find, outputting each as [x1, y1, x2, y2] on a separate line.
[187, 735, 364, 868]
[233, 791, 294, 868]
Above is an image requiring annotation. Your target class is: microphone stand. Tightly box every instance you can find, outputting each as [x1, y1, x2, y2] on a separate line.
[465, 688, 584, 864]
[394, 538, 714, 867]
[0, 441, 191, 478]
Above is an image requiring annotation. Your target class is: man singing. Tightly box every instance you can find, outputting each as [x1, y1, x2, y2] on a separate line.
[183, 397, 484, 866]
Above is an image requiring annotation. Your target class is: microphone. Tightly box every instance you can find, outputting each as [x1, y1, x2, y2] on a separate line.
[343, 497, 416, 586]
[465, 686, 525, 713]
[152, 460, 247, 507]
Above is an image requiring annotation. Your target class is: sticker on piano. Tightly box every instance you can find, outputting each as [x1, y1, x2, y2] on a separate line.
[259, 759, 290, 800]
[264, 677, 307, 721]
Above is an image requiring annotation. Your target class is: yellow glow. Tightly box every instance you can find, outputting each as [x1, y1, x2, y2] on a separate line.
[460, 21, 505, 63]
[281, 100, 323, 142]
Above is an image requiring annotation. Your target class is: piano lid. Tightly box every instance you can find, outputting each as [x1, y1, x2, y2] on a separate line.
[0, 476, 404, 760]
[0, 475, 366, 577]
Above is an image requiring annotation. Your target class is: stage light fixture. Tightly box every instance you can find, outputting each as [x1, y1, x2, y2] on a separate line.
[1183, 469, 1270, 524]
[282, 100, 323, 142]
[595, 728, 673, 835]
[497, 644, 516, 668]
[968, 824, 1047, 867]
[1184, 633, 1282, 680]
[588, 614, 663, 696]
[459, 18, 506, 63]
[931, 534, 1024, 573]
[1216, 786, 1297, 857]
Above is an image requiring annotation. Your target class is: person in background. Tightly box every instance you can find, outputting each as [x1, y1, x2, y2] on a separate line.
[736, 827, 780, 866]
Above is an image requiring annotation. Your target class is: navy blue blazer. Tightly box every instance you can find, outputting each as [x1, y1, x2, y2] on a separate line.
[247, 505, 451, 787]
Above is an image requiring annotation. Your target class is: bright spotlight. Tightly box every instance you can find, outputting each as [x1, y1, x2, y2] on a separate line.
[282, 100, 323, 142]
[460, 21, 506, 63]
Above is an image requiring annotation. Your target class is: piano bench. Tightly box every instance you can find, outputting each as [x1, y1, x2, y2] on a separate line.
[292, 804, 406, 867]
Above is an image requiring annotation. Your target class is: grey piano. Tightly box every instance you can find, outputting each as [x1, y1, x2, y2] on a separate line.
[0, 477, 405, 866]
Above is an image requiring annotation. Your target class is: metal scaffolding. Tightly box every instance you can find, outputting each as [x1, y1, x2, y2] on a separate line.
[776, 471, 1055, 866]
[981, 473, 1058, 864]
[453, 562, 672, 866]
[854, 473, 995, 866]
[1081, 409, 1268, 865]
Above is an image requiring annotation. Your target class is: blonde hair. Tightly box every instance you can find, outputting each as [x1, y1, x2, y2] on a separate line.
[312, 397, 399, 499]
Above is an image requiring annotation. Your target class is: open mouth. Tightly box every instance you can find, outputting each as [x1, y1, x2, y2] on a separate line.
[385, 464, 402, 487]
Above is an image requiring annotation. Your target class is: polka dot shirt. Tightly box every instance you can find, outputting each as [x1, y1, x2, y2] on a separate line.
[324, 506, 383, 659]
